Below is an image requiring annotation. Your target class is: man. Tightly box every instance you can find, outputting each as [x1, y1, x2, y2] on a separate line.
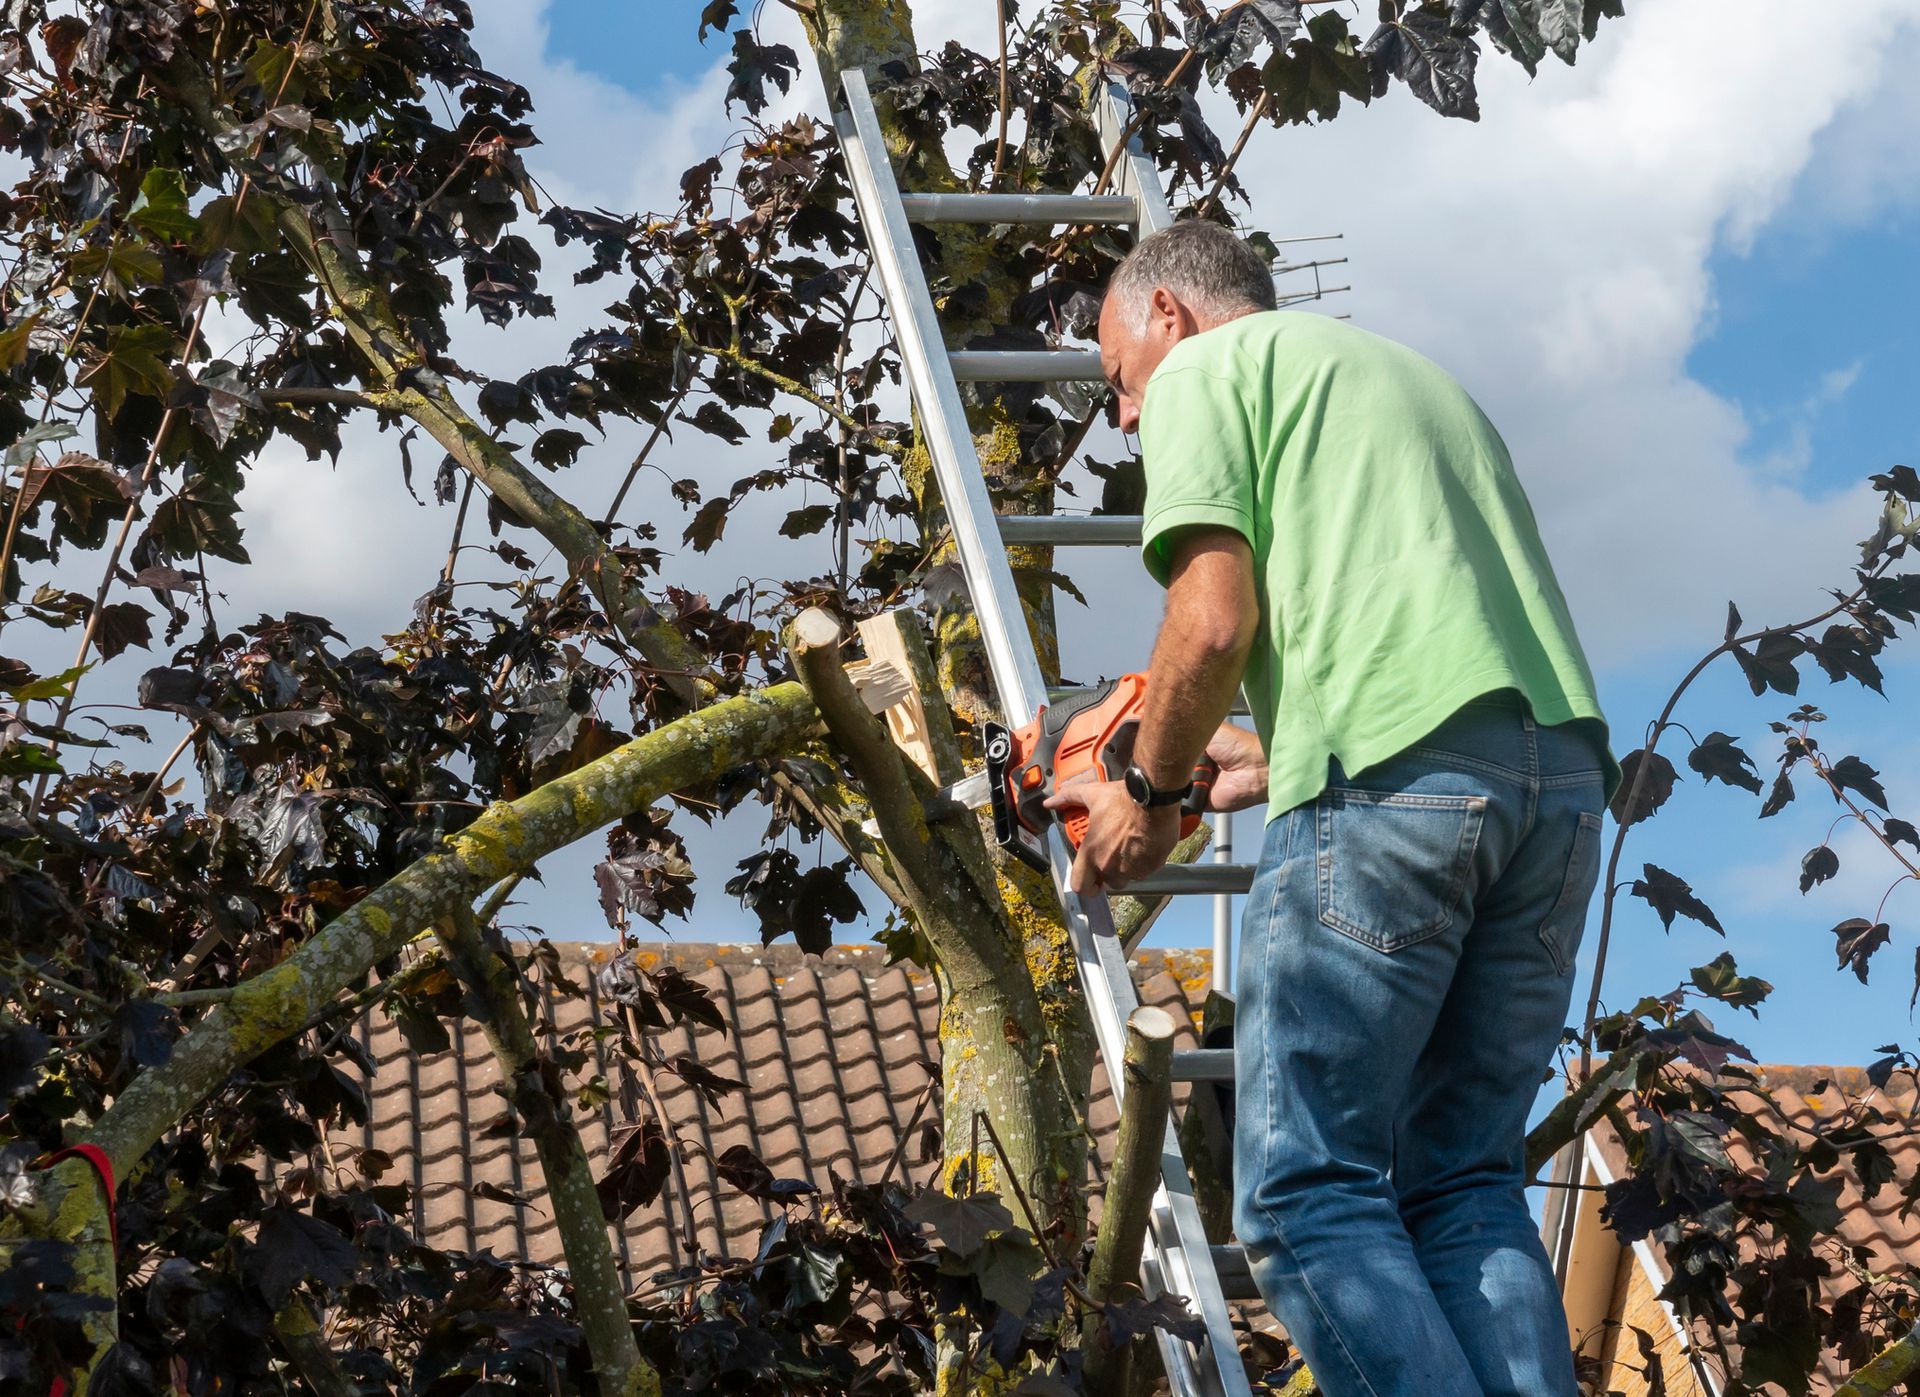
[1049, 220, 1616, 1397]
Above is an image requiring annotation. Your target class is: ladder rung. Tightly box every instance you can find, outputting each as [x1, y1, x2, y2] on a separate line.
[1171, 1049, 1234, 1083]
[997, 515, 1141, 546]
[1211, 1245, 1258, 1301]
[899, 192, 1139, 225]
[949, 350, 1105, 382]
[1126, 864, 1256, 896]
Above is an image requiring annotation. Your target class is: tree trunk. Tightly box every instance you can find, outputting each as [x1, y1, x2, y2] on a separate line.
[799, 0, 1101, 1261]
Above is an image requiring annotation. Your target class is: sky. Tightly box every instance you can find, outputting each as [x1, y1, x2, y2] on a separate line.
[17, 1, 1920, 1076]
[518, 0, 1920, 1074]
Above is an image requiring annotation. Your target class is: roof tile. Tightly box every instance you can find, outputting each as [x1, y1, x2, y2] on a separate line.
[340, 940, 1215, 1278]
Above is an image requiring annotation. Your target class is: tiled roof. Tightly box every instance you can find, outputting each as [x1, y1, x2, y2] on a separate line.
[1588, 1063, 1920, 1389]
[340, 941, 1218, 1279]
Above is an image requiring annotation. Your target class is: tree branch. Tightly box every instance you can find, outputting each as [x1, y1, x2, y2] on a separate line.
[1835, 1322, 1920, 1397]
[1581, 566, 1892, 1072]
[687, 338, 905, 459]
[1525, 1053, 1638, 1180]
[787, 609, 1085, 1235]
[257, 386, 389, 409]
[20, 684, 817, 1242]
[1195, 90, 1271, 218]
[161, 52, 714, 709]
[272, 1301, 357, 1397]
[1110, 821, 1211, 949]
[787, 610, 1003, 981]
[1081, 1005, 1175, 1395]
[436, 902, 653, 1395]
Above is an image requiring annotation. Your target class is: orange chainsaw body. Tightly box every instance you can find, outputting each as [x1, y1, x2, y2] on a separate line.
[983, 673, 1216, 872]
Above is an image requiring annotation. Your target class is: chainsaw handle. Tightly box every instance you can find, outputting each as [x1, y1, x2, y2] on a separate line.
[1183, 755, 1221, 817]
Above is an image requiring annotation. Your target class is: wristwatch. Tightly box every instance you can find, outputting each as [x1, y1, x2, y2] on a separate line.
[1123, 762, 1191, 808]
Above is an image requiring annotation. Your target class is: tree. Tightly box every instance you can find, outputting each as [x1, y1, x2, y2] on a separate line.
[1527, 464, 1920, 1397]
[71, 0, 1920, 1394]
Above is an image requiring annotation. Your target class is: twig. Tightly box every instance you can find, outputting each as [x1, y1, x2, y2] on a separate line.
[877, 1078, 938, 1189]
[475, 873, 524, 928]
[133, 722, 200, 815]
[686, 337, 904, 459]
[992, 0, 1012, 187]
[157, 985, 238, 1009]
[0, 77, 152, 592]
[830, 266, 873, 595]
[257, 386, 388, 408]
[1195, 91, 1271, 218]
[602, 384, 689, 527]
[1580, 567, 1890, 1073]
[440, 476, 475, 594]
[1807, 756, 1920, 881]
[973, 1108, 1059, 1270]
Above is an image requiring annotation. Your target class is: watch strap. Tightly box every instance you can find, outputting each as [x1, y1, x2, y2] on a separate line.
[1126, 762, 1192, 807]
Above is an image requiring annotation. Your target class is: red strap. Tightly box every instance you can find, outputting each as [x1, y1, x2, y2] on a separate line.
[38, 1145, 117, 1250]
[34, 1146, 118, 1397]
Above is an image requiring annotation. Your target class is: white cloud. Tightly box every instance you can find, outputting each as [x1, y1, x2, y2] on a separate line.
[1178, 1, 1920, 668]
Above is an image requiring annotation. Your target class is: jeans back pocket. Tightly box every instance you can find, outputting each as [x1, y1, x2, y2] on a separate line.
[1540, 810, 1604, 975]
[1316, 788, 1486, 953]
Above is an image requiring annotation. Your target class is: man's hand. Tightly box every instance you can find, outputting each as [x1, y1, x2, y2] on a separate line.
[1044, 781, 1183, 894]
[1204, 723, 1267, 813]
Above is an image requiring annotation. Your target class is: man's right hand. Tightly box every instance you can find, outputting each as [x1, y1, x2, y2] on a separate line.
[1204, 723, 1267, 813]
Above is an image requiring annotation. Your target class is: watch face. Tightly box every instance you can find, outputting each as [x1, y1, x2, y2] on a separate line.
[1124, 765, 1151, 805]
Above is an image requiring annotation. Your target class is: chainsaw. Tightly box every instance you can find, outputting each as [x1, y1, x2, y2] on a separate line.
[935, 673, 1218, 872]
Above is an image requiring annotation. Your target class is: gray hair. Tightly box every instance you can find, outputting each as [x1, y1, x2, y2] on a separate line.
[1106, 220, 1276, 334]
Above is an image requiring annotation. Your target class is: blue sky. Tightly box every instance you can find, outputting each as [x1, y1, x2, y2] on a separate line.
[1689, 217, 1919, 500]
[498, 2, 1920, 1073]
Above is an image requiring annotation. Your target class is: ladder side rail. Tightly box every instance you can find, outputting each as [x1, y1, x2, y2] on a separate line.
[1152, 1177, 1240, 1394]
[1094, 81, 1176, 236]
[835, 69, 1249, 1397]
[1141, 1251, 1217, 1396]
[831, 70, 1053, 723]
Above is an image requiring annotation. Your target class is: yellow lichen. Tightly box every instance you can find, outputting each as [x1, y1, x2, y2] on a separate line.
[227, 958, 314, 1060]
[977, 416, 1021, 473]
[942, 1148, 999, 1196]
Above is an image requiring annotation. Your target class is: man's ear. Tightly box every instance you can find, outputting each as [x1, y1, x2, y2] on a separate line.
[1149, 285, 1183, 337]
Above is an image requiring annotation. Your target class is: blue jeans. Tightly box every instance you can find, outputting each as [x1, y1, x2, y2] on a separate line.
[1233, 694, 1606, 1397]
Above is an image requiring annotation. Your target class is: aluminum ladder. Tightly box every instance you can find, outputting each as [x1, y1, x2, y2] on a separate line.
[831, 68, 1259, 1397]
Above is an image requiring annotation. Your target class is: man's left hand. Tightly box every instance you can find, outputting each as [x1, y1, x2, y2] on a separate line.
[1043, 781, 1183, 894]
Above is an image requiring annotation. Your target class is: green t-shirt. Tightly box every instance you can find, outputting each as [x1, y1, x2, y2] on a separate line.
[1138, 310, 1616, 817]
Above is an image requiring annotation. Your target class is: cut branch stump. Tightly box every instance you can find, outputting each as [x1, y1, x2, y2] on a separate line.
[1082, 1005, 1177, 1393]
